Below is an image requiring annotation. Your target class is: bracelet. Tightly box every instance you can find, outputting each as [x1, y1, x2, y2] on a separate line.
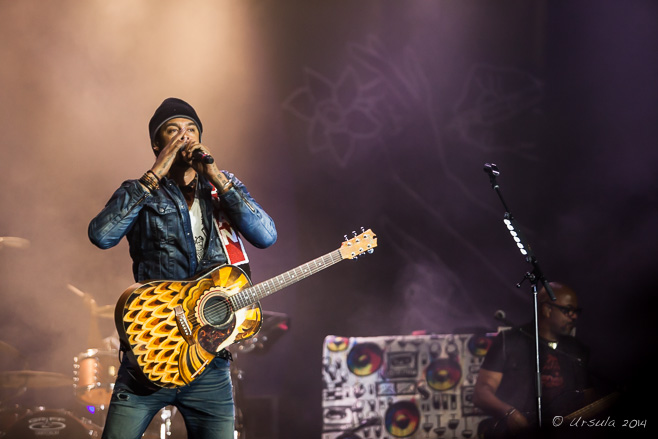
[219, 179, 233, 194]
[142, 172, 159, 188]
[146, 170, 161, 183]
[139, 170, 160, 193]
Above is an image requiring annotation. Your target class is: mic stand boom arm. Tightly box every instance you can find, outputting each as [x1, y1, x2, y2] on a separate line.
[483, 163, 556, 301]
[483, 163, 555, 428]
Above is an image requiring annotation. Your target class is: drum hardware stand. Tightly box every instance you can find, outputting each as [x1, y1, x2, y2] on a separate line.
[157, 406, 175, 438]
[483, 163, 556, 429]
[0, 341, 29, 404]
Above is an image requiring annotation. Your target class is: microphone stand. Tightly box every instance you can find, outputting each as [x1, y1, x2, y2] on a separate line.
[483, 163, 556, 429]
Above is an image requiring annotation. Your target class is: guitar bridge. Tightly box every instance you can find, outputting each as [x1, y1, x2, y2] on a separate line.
[174, 305, 195, 346]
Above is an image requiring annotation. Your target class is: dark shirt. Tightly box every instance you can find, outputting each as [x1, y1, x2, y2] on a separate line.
[481, 324, 590, 419]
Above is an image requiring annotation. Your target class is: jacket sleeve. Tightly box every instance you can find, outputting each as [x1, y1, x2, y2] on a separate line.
[218, 172, 277, 249]
[88, 180, 150, 249]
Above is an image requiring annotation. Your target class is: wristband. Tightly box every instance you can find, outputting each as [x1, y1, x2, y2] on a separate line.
[139, 170, 160, 193]
[219, 179, 233, 194]
[147, 170, 161, 183]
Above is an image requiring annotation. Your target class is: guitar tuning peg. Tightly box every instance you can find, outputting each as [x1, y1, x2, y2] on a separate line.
[352, 231, 357, 237]
[361, 227, 365, 233]
[344, 235, 348, 241]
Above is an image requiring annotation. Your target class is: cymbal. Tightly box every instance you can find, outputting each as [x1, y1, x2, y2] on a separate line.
[0, 371, 72, 388]
[0, 236, 30, 249]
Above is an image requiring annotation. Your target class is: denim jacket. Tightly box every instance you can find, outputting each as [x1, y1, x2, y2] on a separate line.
[88, 171, 277, 282]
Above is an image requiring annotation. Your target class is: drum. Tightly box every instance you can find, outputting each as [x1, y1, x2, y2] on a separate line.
[73, 349, 119, 408]
[3, 408, 101, 438]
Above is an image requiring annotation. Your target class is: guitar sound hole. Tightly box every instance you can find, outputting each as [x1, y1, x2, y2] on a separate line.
[202, 296, 231, 327]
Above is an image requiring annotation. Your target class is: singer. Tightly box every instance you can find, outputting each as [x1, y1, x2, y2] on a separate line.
[88, 97, 277, 439]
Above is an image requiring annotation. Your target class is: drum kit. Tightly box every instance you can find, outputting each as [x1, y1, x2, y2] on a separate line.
[0, 272, 290, 439]
[0, 281, 186, 439]
[0, 340, 98, 438]
[1, 352, 181, 438]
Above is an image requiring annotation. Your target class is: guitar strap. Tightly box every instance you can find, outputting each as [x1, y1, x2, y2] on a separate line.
[214, 211, 250, 266]
[211, 184, 250, 267]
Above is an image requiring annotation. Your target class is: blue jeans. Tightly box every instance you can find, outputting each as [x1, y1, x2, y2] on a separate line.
[101, 357, 234, 439]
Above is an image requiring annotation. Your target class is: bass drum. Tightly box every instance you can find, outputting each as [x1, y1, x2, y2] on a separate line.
[3, 408, 101, 439]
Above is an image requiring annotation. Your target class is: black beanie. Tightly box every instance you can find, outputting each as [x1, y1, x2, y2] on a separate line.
[148, 98, 203, 142]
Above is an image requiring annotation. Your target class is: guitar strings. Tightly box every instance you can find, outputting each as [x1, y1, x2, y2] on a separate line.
[195, 251, 344, 323]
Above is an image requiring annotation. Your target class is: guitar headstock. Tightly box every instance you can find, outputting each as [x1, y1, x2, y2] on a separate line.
[339, 228, 377, 260]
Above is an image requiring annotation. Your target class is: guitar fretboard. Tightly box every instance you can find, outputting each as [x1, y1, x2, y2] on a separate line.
[229, 249, 343, 310]
[564, 392, 620, 421]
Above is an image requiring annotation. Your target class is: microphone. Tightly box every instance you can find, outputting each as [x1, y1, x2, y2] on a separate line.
[192, 149, 214, 164]
[494, 309, 514, 327]
[483, 163, 500, 189]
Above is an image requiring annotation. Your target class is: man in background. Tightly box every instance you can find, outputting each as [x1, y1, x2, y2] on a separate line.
[473, 282, 595, 437]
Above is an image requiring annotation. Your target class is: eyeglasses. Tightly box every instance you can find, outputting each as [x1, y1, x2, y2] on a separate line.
[544, 302, 582, 317]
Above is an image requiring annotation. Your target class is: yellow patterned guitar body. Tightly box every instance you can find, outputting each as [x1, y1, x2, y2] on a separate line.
[115, 229, 378, 388]
[115, 265, 262, 388]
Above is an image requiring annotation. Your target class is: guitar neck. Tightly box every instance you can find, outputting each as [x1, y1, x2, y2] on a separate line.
[230, 249, 344, 310]
[564, 392, 620, 421]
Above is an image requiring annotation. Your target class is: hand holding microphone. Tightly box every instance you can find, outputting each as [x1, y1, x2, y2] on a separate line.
[192, 149, 214, 164]
[178, 132, 214, 164]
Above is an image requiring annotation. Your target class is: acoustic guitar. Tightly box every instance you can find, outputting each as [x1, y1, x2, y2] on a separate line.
[115, 229, 377, 388]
